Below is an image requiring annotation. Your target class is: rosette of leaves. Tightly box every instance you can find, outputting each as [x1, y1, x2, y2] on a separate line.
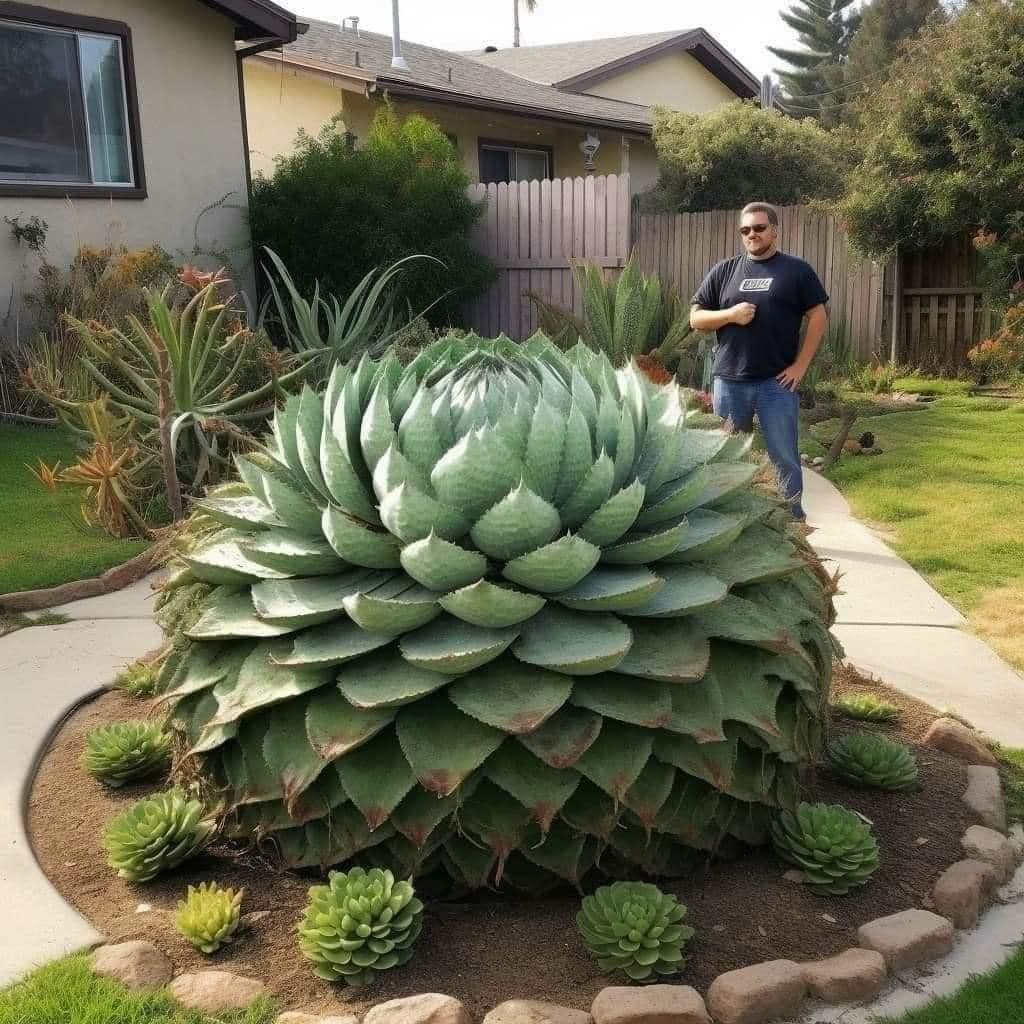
[827, 733, 918, 792]
[83, 720, 171, 787]
[298, 867, 423, 985]
[771, 802, 879, 895]
[176, 881, 244, 953]
[831, 694, 900, 722]
[577, 880, 693, 982]
[103, 789, 216, 882]
[157, 334, 835, 891]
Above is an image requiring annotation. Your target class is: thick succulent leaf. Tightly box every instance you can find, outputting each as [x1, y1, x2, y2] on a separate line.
[522, 400, 566, 501]
[574, 721, 654, 802]
[256, 470, 323, 535]
[186, 587, 295, 639]
[431, 428, 522, 519]
[343, 577, 440, 634]
[623, 761, 677, 827]
[184, 530, 289, 585]
[701, 524, 805, 585]
[561, 781, 620, 839]
[398, 387, 446, 476]
[634, 468, 709, 529]
[552, 403, 596, 507]
[155, 642, 241, 704]
[359, 382, 396, 470]
[449, 657, 572, 734]
[262, 696, 329, 807]
[601, 520, 688, 565]
[390, 786, 461, 848]
[399, 616, 518, 673]
[396, 693, 503, 795]
[570, 675, 674, 729]
[296, 385, 331, 500]
[556, 566, 664, 612]
[486, 743, 581, 830]
[660, 509, 746, 563]
[336, 651, 453, 708]
[614, 619, 710, 683]
[677, 461, 759, 512]
[514, 605, 631, 675]
[274, 619, 393, 668]
[399, 533, 487, 592]
[625, 565, 728, 618]
[662, 674, 726, 743]
[231, 718, 286, 803]
[611, 404, 637, 490]
[469, 482, 561, 561]
[444, 834, 498, 889]
[323, 505, 401, 569]
[194, 495, 282, 530]
[713, 645, 786, 738]
[520, 821, 595, 884]
[459, 781, 532, 870]
[517, 705, 603, 769]
[502, 534, 601, 593]
[653, 733, 737, 790]
[438, 580, 545, 628]
[333, 729, 416, 830]
[321, 424, 378, 523]
[577, 481, 646, 546]
[287, 767, 348, 827]
[251, 569, 390, 627]
[675, 428, 731, 475]
[242, 529, 347, 576]
[725, 742, 777, 803]
[654, 776, 720, 845]
[560, 452, 615, 529]
[372, 443, 431, 503]
[380, 482, 470, 544]
[305, 686, 395, 759]
[692, 594, 805, 656]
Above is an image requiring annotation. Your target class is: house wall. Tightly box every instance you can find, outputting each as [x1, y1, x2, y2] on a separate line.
[0, 0, 253, 345]
[580, 50, 739, 112]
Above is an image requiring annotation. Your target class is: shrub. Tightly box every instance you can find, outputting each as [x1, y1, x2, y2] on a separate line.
[827, 732, 919, 791]
[176, 882, 244, 953]
[968, 305, 1024, 384]
[832, 694, 900, 722]
[577, 881, 693, 982]
[298, 868, 423, 986]
[83, 721, 171, 788]
[250, 107, 494, 327]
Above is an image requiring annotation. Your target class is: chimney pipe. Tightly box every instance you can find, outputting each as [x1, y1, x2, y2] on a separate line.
[342, 15, 360, 35]
[391, 0, 410, 71]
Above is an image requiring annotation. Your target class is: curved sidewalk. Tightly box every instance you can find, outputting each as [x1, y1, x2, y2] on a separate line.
[0, 577, 163, 987]
[804, 470, 1024, 747]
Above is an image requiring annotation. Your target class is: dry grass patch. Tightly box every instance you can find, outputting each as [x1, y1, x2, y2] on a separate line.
[969, 583, 1024, 672]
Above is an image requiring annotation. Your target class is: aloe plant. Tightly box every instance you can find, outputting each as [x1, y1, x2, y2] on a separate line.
[831, 694, 900, 722]
[157, 334, 834, 889]
[176, 881, 244, 953]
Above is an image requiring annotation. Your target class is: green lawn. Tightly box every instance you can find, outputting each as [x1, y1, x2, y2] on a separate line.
[0, 424, 149, 594]
[0, 956, 275, 1024]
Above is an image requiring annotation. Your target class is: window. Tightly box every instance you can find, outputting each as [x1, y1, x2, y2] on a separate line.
[478, 140, 553, 184]
[0, 6, 144, 197]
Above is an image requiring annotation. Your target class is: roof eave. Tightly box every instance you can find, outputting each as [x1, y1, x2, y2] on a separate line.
[199, 0, 299, 43]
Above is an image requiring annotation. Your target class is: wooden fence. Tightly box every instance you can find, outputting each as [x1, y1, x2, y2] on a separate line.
[635, 205, 885, 360]
[464, 174, 631, 339]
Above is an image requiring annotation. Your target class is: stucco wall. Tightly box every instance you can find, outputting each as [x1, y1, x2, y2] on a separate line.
[581, 50, 739, 112]
[1, 0, 252, 344]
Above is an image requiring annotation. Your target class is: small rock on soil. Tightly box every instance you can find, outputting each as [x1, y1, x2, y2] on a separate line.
[365, 994, 472, 1024]
[168, 970, 267, 1013]
[961, 825, 1020, 884]
[90, 940, 172, 990]
[922, 719, 997, 766]
[963, 765, 1007, 831]
[801, 948, 887, 1004]
[484, 1001, 592, 1024]
[857, 910, 954, 972]
[706, 960, 805, 1024]
[591, 985, 710, 1024]
[932, 859, 999, 929]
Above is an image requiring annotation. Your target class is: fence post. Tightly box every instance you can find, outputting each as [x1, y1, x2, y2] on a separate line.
[889, 243, 901, 365]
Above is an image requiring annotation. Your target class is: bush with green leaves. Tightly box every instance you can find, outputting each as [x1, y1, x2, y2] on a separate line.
[83, 721, 171, 787]
[298, 868, 423, 986]
[176, 881, 244, 953]
[772, 802, 879, 895]
[103, 789, 215, 882]
[157, 334, 834, 890]
[832, 694, 900, 722]
[577, 881, 693, 982]
[827, 733, 919, 791]
[250, 107, 494, 328]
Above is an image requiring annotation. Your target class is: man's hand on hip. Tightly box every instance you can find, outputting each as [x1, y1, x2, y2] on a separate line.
[775, 362, 807, 391]
[730, 302, 757, 325]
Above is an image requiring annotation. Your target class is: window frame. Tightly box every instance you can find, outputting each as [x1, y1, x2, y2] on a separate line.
[477, 137, 554, 185]
[0, 3, 146, 199]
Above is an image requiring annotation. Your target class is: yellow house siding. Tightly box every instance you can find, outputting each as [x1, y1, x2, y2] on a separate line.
[0, 0, 254, 336]
[581, 51, 739, 112]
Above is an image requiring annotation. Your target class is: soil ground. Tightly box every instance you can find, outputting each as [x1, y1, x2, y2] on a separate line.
[29, 666, 971, 1018]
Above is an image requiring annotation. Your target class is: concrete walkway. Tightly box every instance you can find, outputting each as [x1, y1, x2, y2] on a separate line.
[803, 470, 1024, 747]
[0, 577, 162, 987]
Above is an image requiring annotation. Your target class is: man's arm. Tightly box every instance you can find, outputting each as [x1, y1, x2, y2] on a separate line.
[690, 302, 756, 332]
[775, 304, 828, 391]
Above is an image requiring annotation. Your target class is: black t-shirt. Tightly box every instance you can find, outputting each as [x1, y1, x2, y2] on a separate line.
[692, 251, 829, 381]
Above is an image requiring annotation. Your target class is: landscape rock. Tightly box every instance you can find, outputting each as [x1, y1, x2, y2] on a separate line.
[811, 457, 825, 468]
[800, 948, 887, 1004]
[782, 869, 805, 885]
[485, 1000, 592, 1024]
[706, 960, 805, 1024]
[90, 940, 173, 990]
[168, 971, 267, 1013]
[276, 1014, 359, 1024]
[843, 440, 862, 455]
[961, 825, 1020, 883]
[922, 718, 997, 765]
[962, 765, 1007, 831]
[592, 984, 710, 1024]
[932, 859, 999, 929]
[857, 910, 954, 972]
[365, 993, 472, 1024]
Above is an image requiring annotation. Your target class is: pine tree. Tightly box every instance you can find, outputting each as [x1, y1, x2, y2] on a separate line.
[768, 0, 861, 126]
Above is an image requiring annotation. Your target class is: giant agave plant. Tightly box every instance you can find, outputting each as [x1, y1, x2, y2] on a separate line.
[157, 334, 834, 891]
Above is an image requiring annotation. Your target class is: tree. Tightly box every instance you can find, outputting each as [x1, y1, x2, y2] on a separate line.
[768, 0, 861, 126]
[646, 101, 852, 213]
[513, 0, 537, 47]
[840, 0, 1024, 297]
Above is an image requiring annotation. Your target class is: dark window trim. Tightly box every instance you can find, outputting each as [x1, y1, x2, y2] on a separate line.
[477, 137, 555, 183]
[0, 3, 147, 199]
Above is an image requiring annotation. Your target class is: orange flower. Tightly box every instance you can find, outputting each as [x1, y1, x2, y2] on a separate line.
[177, 265, 230, 292]
[635, 354, 673, 385]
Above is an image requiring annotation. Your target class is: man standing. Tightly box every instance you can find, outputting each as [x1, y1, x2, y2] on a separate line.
[690, 202, 828, 521]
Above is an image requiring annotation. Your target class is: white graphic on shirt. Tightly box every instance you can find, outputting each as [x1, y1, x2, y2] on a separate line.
[739, 278, 773, 292]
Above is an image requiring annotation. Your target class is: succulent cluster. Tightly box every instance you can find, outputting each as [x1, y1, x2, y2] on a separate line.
[771, 802, 879, 895]
[157, 335, 834, 889]
[103, 789, 216, 882]
[827, 733, 918, 791]
[831, 694, 900, 722]
[176, 881, 244, 953]
[298, 867, 423, 985]
[83, 720, 171, 787]
[577, 881, 694, 982]
[113, 662, 160, 699]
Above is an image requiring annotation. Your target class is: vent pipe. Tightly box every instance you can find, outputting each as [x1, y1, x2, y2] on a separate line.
[342, 15, 360, 35]
[390, 0, 410, 71]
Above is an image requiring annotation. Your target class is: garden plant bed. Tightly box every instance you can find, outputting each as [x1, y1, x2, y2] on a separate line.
[28, 668, 977, 1018]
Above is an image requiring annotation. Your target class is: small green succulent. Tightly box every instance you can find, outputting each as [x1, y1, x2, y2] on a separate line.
[828, 732, 919, 791]
[298, 867, 423, 986]
[176, 881, 244, 953]
[103, 788, 216, 882]
[113, 661, 159, 699]
[831, 694, 900, 722]
[772, 802, 879, 895]
[82, 720, 171, 787]
[577, 881, 694, 983]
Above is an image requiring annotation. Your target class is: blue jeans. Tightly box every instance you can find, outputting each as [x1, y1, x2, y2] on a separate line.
[713, 376, 804, 519]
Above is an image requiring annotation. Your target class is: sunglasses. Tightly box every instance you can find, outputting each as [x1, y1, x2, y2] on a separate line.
[740, 224, 771, 236]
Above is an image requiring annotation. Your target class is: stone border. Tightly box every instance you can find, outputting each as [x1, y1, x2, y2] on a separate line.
[82, 763, 1021, 1024]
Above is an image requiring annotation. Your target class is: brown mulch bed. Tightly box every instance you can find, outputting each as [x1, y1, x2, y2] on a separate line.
[29, 665, 972, 1018]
